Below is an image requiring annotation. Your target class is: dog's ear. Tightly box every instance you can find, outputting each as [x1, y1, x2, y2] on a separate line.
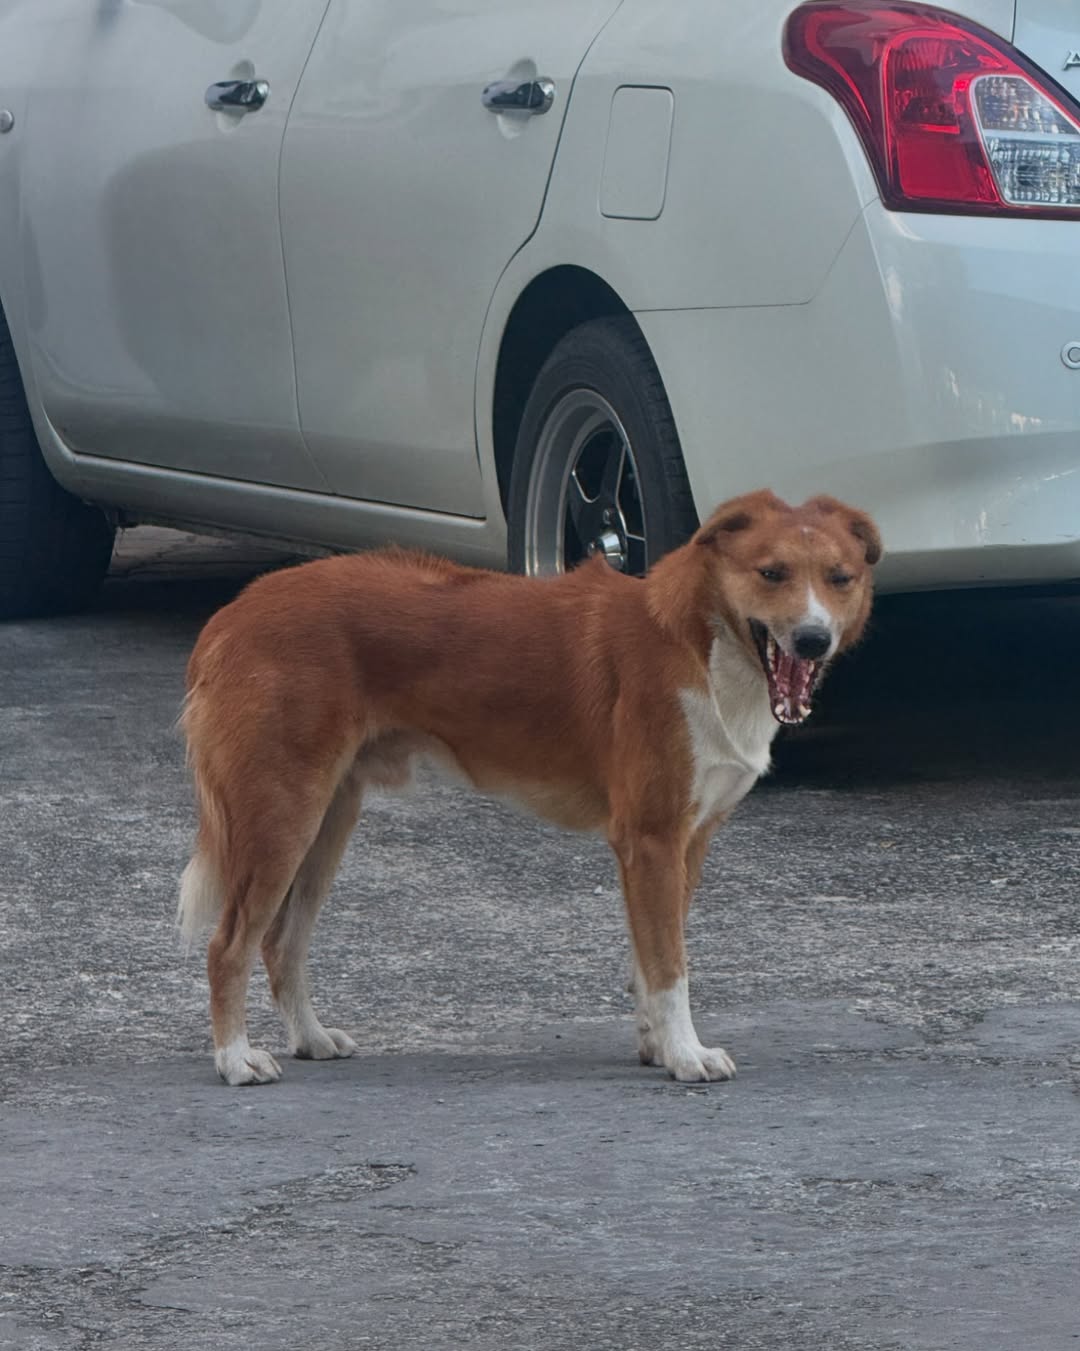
[805, 496, 883, 566]
[848, 510, 882, 566]
[696, 508, 753, 548]
[697, 490, 789, 549]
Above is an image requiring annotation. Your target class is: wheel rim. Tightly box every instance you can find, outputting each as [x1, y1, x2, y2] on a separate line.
[523, 389, 647, 576]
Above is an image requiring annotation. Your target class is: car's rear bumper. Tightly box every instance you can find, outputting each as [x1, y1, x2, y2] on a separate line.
[638, 202, 1080, 592]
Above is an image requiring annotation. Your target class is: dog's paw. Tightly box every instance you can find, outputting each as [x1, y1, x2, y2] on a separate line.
[666, 1042, 736, 1083]
[292, 1027, 358, 1061]
[637, 1024, 735, 1080]
[215, 1041, 283, 1087]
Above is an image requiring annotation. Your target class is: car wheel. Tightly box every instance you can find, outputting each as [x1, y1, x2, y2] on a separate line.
[508, 316, 698, 576]
[0, 307, 115, 619]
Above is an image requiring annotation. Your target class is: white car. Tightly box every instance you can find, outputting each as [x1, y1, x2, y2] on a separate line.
[1, 0, 1078, 617]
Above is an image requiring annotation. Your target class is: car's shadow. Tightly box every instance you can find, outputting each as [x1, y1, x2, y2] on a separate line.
[96, 544, 1080, 791]
[94, 533, 302, 638]
[773, 588, 1080, 788]
[96, 573, 262, 622]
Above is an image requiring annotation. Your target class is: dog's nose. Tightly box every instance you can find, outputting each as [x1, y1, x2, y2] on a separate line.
[792, 625, 832, 661]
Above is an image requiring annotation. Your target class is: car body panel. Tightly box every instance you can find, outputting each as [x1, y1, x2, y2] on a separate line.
[1013, 2, 1080, 104]
[529, 0, 877, 311]
[279, 0, 621, 517]
[5, 0, 1080, 595]
[30, 438, 504, 568]
[636, 202, 1080, 590]
[15, 0, 331, 490]
[959, 0, 1017, 38]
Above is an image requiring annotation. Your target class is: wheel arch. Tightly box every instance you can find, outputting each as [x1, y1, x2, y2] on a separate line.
[491, 266, 632, 516]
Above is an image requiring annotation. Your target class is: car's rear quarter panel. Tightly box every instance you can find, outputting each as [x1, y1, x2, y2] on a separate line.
[530, 0, 876, 309]
[475, 0, 879, 535]
[486, 0, 1080, 590]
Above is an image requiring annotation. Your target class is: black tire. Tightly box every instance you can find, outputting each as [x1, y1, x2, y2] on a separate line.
[0, 306, 115, 619]
[507, 316, 698, 576]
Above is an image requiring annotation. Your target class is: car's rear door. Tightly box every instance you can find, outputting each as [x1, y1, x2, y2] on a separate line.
[20, 0, 330, 490]
[279, 0, 622, 516]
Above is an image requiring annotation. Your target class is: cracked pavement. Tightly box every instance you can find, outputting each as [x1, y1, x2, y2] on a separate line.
[1, 528, 1079, 1349]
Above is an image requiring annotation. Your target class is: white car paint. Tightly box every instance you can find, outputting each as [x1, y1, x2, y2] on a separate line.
[0, 0, 1078, 592]
[15, 0, 332, 490]
[279, 0, 622, 519]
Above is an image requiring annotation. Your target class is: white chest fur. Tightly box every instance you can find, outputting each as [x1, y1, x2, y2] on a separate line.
[679, 635, 779, 830]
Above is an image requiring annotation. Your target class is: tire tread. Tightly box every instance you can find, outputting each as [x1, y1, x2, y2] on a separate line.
[507, 316, 699, 573]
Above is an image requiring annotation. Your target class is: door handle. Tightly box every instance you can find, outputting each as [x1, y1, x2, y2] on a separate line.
[481, 78, 555, 116]
[205, 79, 270, 113]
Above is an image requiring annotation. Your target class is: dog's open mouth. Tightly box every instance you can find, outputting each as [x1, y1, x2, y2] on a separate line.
[749, 619, 820, 726]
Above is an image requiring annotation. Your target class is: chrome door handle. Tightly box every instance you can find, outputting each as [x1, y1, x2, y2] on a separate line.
[481, 78, 555, 116]
[205, 79, 270, 113]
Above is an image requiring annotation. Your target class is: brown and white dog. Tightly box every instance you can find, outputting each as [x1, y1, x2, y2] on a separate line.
[178, 489, 880, 1086]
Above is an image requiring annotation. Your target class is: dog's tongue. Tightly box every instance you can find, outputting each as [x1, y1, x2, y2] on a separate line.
[766, 646, 817, 726]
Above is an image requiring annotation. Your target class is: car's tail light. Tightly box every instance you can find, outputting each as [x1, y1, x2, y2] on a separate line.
[784, 3, 1080, 217]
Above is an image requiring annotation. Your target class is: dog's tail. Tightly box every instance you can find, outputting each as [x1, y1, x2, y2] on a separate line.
[177, 688, 227, 950]
[177, 785, 228, 950]
[177, 849, 223, 951]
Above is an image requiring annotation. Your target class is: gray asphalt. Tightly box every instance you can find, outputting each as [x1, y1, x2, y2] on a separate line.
[2, 528, 1079, 1350]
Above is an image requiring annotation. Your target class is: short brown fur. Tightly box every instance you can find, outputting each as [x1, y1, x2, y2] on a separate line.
[180, 490, 880, 1086]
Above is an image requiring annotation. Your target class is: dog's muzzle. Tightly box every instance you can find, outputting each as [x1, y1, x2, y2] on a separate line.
[749, 619, 824, 725]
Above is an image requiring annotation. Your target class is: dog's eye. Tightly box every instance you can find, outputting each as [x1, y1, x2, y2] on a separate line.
[758, 567, 786, 583]
[829, 571, 854, 588]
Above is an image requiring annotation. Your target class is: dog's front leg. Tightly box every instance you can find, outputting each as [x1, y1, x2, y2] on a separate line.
[612, 828, 735, 1083]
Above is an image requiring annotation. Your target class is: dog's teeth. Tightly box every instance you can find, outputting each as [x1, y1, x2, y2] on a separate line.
[773, 702, 784, 719]
[798, 703, 811, 719]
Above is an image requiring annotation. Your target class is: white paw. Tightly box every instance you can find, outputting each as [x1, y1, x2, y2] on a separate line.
[633, 977, 735, 1081]
[666, 1042, 736, 1082]
[292, 1026, 358, 1061]
[215, 1041, 282, 1087]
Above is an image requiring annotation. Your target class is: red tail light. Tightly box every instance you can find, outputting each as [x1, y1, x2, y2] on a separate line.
[784, 2, 1080, 217]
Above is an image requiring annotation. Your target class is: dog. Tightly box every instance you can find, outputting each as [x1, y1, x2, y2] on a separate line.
[178, 489, 881, 1086]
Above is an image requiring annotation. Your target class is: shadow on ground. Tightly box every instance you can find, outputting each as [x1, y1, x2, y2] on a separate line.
[774, 588, 1080, 788]
[3, 530, 1074, 1351]
[98, 531, 1080, 790]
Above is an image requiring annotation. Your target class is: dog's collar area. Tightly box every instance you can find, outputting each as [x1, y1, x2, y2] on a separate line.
[748, 618, 820, 726]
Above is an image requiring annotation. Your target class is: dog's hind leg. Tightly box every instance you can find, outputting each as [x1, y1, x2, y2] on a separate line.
[205, 768, 353, 1087]
[681, 816, 722, 924]
[612, 825, 735, 1083]
[261, 764, 365, 1062]
[207, 854, 301, 1086]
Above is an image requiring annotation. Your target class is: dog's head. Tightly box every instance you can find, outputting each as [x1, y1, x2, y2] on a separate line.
[692, 489, 882, 725]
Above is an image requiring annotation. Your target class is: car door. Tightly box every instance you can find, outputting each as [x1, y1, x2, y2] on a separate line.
[19, 0, 330, 490]
[279, 0, 623, 516]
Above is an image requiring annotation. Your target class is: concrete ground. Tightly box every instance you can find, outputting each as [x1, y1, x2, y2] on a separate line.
[1, 527, 1079, 1350]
